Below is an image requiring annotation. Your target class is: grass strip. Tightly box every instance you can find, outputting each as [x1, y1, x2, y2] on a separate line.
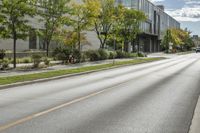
[0, 57, 164, 86]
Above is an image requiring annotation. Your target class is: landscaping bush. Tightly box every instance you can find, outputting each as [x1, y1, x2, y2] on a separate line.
[72, 49, 81, 63]
[129, 53, 138, 58]
[138, 52, 146, 57]
[125, 53, 138, 58]
[98, 49, 109, 60]
[109, 51, 117, 59]
[0, 49, 6, 60]
[116, 50, 139, 58]
[81, 52, 88, 62]
[116, 50, 126, 58]
[21, 57, 32, 64]
[53, 47, 72, 61]
[0, 59, 9, 70]
[31, 54, 42, 68]
[43, 57, 50, 66]
[86, 50, 100, 61]
[56, 53, 67, 63]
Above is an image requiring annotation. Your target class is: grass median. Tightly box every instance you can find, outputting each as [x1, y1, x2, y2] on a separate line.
[0, 57, 165, 86]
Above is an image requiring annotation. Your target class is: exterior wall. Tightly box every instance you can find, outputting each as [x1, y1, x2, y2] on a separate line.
[0, 11, 44, 51]
[116, 0, 180, 37]
[83, 31, 100, 51]
[0, 0, 180, 53]
[116, 0, 180, 52]
[0, 39, 29, 52]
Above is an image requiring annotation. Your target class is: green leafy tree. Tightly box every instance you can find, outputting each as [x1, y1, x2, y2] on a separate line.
[0, 0, 36, 68]
[37, 0, 71, 56]
[70, 0, 100, 51]
[94, 0, 115, 49]
[162, 28, 194, 52]
[112, 5, 146, 52]
[54, 29, 87, 49]
[161, 29, 173, 51]
[182, 29, 194, 50]
[111, 4, 126, 50]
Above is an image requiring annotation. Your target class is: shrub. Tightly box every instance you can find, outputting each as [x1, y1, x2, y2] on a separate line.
[86, 50, 100, 61]
[116, 50, 126, 58]
[124, 53, 138, 58]
[109, 51, 117, 59]
[81, 52, 88, 62]
[56, 53, 67, 62]
[72, 49, 81, 63]
[129, 53, 138, 58]
[138, 52, 146, 57]
[32, 54, 42, 68]
[53, 47, 71, 61]
[43, 57, 50, 66]
[0, 49, 6, 60]
[0, 59, 9, 70]
[21, 57, 32, 64]
[98, 49, 109, 60]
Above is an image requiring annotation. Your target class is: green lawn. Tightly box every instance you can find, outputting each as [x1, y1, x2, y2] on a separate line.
[0, 57, 165, 86]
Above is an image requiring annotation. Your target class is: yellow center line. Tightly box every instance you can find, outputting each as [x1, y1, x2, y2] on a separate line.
[0, 58, 175, 131]
[0, 89, 108, 132]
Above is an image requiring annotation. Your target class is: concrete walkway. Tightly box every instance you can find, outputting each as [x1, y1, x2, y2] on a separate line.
[0, 58, 133, 77]
[1, 52, 195, 78]
[189, 96, 200, 133]
[147, 52, 179, 58]
[8, 61, 62, 68]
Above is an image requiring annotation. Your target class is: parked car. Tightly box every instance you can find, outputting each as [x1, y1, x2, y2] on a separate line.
[196, 48, 200, 53]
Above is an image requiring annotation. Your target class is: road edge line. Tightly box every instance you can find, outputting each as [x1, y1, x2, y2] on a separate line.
[189, 96, 200, 133]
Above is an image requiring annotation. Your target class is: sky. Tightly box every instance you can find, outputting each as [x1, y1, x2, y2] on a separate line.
[150, 0, 200, 36]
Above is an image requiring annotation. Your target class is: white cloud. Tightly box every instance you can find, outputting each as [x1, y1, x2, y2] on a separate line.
[165, 0, 200, 22]
[149, 0, 165, 2]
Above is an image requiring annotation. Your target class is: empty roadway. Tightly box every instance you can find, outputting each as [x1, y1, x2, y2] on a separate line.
[0, 53, 200, 133]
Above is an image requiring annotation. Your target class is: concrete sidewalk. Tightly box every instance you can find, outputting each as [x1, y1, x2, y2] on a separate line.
[0, 58, 133, 77]
[147, 52, 180, 58]
[189, 96, 200, 133]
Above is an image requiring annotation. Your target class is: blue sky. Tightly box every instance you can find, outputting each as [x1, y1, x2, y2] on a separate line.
[150, 0, 200, 35]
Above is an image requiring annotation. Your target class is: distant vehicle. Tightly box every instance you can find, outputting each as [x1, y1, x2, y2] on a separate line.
[196, 47, 200, 53]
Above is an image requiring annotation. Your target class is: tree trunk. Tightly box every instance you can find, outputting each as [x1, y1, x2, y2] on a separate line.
[78, 31, 81, 52]
[124, 39, 129, 52]
[46, 42, 49, 57]
[131, 39, 135, 53]
[136, 37, 140, 54]
[13, 37, 17, 69]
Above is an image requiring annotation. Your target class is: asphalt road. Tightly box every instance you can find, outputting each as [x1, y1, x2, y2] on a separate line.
[0, 53, 200, 133]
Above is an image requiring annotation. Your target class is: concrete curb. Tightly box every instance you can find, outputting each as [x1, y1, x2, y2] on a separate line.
[0, 61, 155, 90]
[189, 96, 200, 133]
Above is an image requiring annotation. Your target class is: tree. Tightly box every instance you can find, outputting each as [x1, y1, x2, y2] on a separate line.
[54, 29, 87, 48]
[0, 0, 36, 68]
[161, 28, 194, 52]
[112, 5, 146, 52]
[70, 0, 100, 51]
[37, 0, 71, 56]
[182, 29, 194, 50]
[161, 29, 171, 51]
[94, 0, 115, 49]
